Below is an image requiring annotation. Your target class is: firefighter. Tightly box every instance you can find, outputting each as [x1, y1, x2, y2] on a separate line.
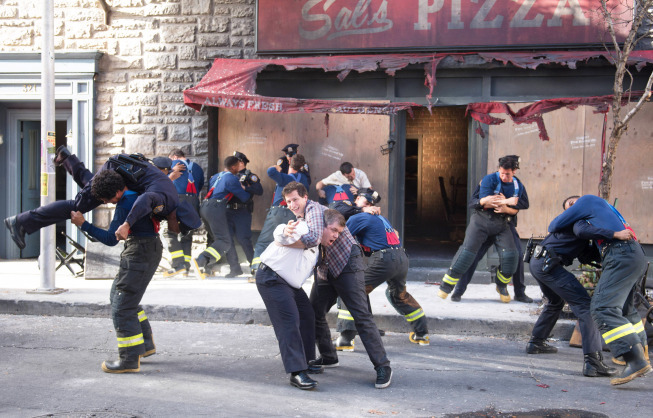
[192, 156, 251, 279]
[332, 189, 429, 349]
[437, 155, 524, 303]
[549, 194, 651, 386]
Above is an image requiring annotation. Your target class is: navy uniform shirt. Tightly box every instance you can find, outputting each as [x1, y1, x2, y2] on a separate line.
[548, 195, 626, 235]
[539, 221, 614, 266]
[230, 168, 263, 204]
[81, 190, 157, 246]
[170, 159, 205, 195]
[346, 213, 400, 252]
[267, 167, 310, 206]
[206, 171, 251, 202]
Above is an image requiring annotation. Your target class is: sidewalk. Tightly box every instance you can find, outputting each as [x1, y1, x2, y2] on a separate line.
[0, 260, 575, 340]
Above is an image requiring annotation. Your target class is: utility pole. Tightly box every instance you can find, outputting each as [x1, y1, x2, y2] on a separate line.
[30, 0, 66, 294]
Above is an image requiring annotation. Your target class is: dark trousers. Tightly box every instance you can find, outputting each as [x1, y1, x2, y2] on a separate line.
[256, 265, 315, 373]
[110, 236, 162, 356]
[448, 210, 518, 280]
[310, 245, 390, 369]
[453, 224, 527, 297]
[252, 206, 296, 268]
[530, 257, 602, 354]
[225, 208, 254, 272]
[337, 248, 428, 335]
[165, 194, 199, 269]
[591, 241, 648, 357]
[198, 199, 232, 265]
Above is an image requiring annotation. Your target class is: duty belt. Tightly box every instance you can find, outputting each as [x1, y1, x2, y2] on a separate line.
[227, 202, 248, 210]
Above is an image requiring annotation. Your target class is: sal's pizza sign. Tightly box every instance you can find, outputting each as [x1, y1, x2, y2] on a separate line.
[256, 0, 632, 53]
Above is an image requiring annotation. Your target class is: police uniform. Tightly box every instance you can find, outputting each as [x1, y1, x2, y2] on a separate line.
[224, 152, 263, 276]
[526, 222, 617, 377]
[278, 143, 311, 185]
[78, 187, 161, 373]
[165, 158, 204, 276]
[10, 152, 179, 243]
[194, 169, 251, 279]
[438, 172, 524, 302]
[548, 195, 650, 384]
[250, 167, 310, 272]
[451, 184, 531, 302]
[333, 190, 429, 349]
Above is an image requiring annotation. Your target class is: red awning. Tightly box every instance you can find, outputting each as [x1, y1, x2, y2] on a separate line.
[183, 51, 653, 117]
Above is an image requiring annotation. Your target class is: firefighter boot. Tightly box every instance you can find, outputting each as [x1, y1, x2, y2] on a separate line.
[142, 331, 156, 358]
[526, 337, 558, 354]
[102, 348, 141, 374]
[583, 352, 618, 377]
[335, 330, 356, 352]
[438, 274, 457, 299]
[610, 343, 652, 385]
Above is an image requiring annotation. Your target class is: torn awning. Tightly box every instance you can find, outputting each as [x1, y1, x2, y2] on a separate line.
[183, 51, 653, 116]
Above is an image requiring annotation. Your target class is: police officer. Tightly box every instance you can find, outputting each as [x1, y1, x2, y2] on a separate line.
[5, 146, 181, 249]
[251, 154, 311, 275]
[549, 195, 650, 386]
[69, 169, 162, 373]
[163, 149, 205, 278]
[450, 182, 533, 303]
[192, 156, 251, 279]
[525, 219, 624, 378]
[438, 155, 524, 303]
[224, 151, 263, 277]
[332, 189, 430, 350]
[278, 143, 311, 185]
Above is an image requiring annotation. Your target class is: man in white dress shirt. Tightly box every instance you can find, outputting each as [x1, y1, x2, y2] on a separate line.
[316, 162, 372, 199]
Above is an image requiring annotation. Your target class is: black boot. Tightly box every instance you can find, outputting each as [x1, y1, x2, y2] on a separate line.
[526, 337, 558, 354]
[142, 332, 156, 358]
[610, 344, 652, 385]
[290, 371, 318, 390]
[102, 349, 141, 374]
[4, 216, 26, 250]
[335, 330, 356, 352]
[53, 145, 71, 166]
[583, 352, 618, 377]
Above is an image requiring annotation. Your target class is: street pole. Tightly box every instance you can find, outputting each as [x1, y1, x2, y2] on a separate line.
[30, 0, 66, 294]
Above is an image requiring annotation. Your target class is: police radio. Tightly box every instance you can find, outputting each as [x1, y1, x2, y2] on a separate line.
[523, 236, 535, 263]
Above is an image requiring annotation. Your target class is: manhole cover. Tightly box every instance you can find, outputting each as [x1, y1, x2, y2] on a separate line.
[34, 412, 139, 418]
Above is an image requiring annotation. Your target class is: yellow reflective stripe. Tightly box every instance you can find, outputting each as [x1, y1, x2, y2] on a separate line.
[117, 333, 144, 348]
[602, 323, 636, 344]
[138, 310, 147, 322]
[633, 321, 645, 334]
[184, 255, 191, 262]
[251, 257, 261, 265]
[170, 250, 184, 260]
[496, 270, 511, 284]
[338, 309, 354, 321]
[205, 247, 221, 262]
[443, 274, 459, 285]
[405, 308, 425, 322]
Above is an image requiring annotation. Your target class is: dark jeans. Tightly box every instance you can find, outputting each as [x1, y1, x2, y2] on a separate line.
[337, 248, 427, 335]
[256, 265, 315, 373]
[530, 257, 601, 354]
[110, 236, 162, 355]
[591, 240, 648, 357]
[310, 245, 390, 369]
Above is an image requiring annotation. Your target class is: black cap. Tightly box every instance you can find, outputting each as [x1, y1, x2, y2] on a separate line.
[357, 188, 381, 205]
[152, 157, 172, 170]
[233, 151, 249, 164]
[281, 143, 299, 156]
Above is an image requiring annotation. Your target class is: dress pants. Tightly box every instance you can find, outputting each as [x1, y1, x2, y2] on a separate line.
[310, 245, 390, 369]
[256, 264, 315, 373]
[225, 207, 254, 272]
[530, 257, 602, 354]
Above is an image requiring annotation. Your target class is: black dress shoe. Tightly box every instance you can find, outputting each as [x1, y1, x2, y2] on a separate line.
[290, 371, 318, 390]
[514, 294, 534, 303]
[451, 293, 462, 302]
[309, 357, 339, 368]
[5, 216, 26, 250]
[526, 338, 558, 354]
[53, 145, 71, 166]
[225, 269, 243, 278]
[307, 364, 323, 374]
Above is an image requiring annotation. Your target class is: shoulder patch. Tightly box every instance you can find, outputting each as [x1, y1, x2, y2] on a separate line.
[344, 200, 352, 206]
[250, 174, 259, 182]
[153, 205, 164, 214]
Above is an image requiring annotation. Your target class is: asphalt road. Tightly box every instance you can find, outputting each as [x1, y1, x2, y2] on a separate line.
[0, 314, 650, 417]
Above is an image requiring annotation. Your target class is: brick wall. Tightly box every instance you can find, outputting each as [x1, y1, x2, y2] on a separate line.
[405, 106, 468, 237]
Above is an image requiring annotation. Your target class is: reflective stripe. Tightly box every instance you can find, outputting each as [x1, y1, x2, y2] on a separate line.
[405, 308, 425, 322]
[443, 274, 459, 285]
[170, 250, 184, 260]
[184, 255, 191, 262]
[138, 310, 147, 322]
[602, 323, 636, 344]
[633, 321, 645, 334]
[205, 247, 221, 262]
[496, 270, 511, 284]
[117, 333, 144, 348]
[251, 257, 261, 265]
[338, 309, 354, 321]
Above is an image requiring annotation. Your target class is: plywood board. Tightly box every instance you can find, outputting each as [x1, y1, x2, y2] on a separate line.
[217, 109, 391, 230]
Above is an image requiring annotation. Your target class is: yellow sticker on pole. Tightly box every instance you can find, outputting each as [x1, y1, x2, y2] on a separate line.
[47, 131, 56, 146]
[41, 173, 48, 196]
